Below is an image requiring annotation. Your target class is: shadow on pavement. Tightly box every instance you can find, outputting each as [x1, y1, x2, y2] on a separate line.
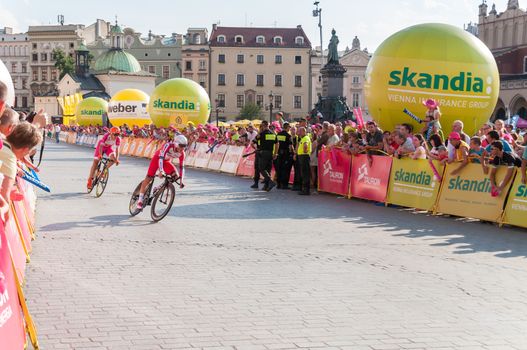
[40, 214, 154, 232]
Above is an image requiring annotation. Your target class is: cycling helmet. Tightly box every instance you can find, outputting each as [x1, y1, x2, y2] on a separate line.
[174, 134, 188, 147]
[110, 126, 120, 134]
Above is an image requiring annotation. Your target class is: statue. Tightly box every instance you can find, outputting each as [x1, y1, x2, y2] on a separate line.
[352, 36, 360, 50]
[327, 29, 339, 64]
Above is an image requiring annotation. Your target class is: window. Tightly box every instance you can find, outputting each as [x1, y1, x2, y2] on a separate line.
[199, 73, 207, 88]
[33, 70, 38, 81]
[352, 93, 360, 108]
[257, 54, 264, 64]
[70, 42, 74, 48]
[218, 54, 225, 63]
[274, 95, 282, 109]
[32, 43, 37, 49]
[295, 75, 302, 87]
[217, 35, 226, 43]
[163, 65, 170, 79]
[237, 74, 245, 86]
[295, 56, 302, 64]
[41, 69, 47, 81]
[524, 56, 527, 73]
[148, 65, 156, 74]
[218, 73, 226, 86]
[352, 76, 360, 84]
[237, 54, 244, 63]
[185, 61, 192, 71]
[275, 74, 282, 87]
[295, 36, 304, 45]
[22, 96, 28, 108]
[217, 94, 226, 107]
[273, 36, 282, 44]
[22, 79, 27, 89]
[256, 74, 264, 87]
[41, 53, 47, 62]
[294, 96, 302, 109]
[256, 36, 265, 44]
[11, 62, 16, 73]
[275, 55, 282, 64]
[237, 95, 245, 108]
[256, 95, 264, 106]
[32, 53, 38, 62]
[21, 63, 27, 73]
[51, 69, 57, 81]
[235, 35, 244, 43]
[199, 60, 206, 70]
[183, 73, 193, 79]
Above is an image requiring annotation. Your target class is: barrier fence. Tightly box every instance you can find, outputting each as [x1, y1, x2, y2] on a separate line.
[63, 131, 526, 230]
[0, 176, 40, 349]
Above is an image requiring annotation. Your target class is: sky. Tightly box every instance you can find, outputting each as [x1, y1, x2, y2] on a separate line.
[0, 0, 513, 52]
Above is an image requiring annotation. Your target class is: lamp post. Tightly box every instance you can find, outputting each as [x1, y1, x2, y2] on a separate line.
[268, 92, 274, 123]
[313, 1, 323, 63]
[214, 99, 221, 127]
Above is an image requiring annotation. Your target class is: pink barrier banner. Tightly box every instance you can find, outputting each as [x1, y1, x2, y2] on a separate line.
[4, 215, 26, 282]
[0, 226, 26, 350]
[193, 143, 211, 168]
[236, 147, 256, 177]
[207, 144, 228, 171]
[349, 154, 392, 202]
[318, 146, 352, 196]
[220, 146, 244, 174]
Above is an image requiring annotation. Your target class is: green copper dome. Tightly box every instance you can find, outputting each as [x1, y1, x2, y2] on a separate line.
[93, 49, 141, 73]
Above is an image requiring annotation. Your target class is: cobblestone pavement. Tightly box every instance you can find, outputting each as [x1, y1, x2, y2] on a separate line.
[24, 142, 527, 350]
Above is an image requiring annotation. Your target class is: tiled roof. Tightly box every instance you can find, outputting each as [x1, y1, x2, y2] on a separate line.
[210, 26, 311, 48]
[71, 74, 105, 91]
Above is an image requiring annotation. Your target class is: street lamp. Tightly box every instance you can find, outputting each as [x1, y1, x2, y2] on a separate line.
[268, 92, 274, 123]
[313, 1, 323, 63]
[214, 99, 222, 127]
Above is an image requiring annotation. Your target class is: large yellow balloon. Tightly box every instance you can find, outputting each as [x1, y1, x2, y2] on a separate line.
[0, 59, 15, 107]
[75, 97, 108, 126]
[364, 23, 500, 136]
[148, 78, 211, 128]
[108, 89, 152, 127]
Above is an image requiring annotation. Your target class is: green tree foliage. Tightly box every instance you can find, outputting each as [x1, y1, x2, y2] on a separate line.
[237, 103, 262, 120]
[53, 48, 75, 79]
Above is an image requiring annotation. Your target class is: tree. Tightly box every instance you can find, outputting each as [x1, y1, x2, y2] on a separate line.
[53, 48, 75, 79]
[237, 103, 262, 120]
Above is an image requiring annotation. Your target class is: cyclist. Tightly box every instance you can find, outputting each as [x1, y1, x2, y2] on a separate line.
[87, 126, 121, 189]
[136, 133, 187, 210]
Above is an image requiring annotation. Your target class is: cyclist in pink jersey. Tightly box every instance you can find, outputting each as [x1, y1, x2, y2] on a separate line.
[136, 134, 187, 209]
[87, 126, 121, 189]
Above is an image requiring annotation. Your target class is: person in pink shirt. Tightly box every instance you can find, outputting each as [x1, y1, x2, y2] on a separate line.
[87, 126, 121, 189]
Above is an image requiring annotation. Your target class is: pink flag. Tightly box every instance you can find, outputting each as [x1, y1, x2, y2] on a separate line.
[353, 107, 365, 130]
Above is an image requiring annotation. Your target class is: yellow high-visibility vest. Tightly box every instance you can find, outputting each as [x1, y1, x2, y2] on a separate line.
[297, 135, 312, 155]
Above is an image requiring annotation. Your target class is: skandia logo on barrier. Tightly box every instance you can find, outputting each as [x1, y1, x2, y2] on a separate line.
[448, 176, 492, 193]
[322, 159, 344, 182]
[357, 164, 380, 186]
[153, 98, 200, 111]
[515, 184, 527, 197]
[394, 169, 433, 186]
[388, 67, 486, 93]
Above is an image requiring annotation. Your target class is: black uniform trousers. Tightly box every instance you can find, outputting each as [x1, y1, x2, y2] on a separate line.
[252, 151, 260, 184]
[276, 151, 292, 188]
[258, 150, 273, 187]
[298, 154, 311, 194]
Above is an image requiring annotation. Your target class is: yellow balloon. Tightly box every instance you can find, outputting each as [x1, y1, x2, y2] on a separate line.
[75, 97, 108, 126]
[148, 78, 211, 128]
[108, 89, 152, 127]
[364, 23, 499, 136]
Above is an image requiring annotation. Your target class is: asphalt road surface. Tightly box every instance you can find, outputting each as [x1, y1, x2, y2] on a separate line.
[25, 142, 527, 350]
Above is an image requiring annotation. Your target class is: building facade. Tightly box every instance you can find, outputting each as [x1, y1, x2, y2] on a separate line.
[88, 27, 182, 86]
[0, 27, 31, 111]
[209, 25, 312, 121]
[311, 36, 371, 116]
[182, 28, 209, 90]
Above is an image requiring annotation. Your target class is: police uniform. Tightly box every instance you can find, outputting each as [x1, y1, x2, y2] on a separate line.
[275, 130, 293, 189]
[297, 134, 312, 195]
[257, 128, 277, 190]
[291, 134, 302, 191]
[250, 134, 261, 188]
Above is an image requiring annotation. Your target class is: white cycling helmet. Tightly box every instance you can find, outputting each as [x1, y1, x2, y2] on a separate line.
[174, 134, 188, 147]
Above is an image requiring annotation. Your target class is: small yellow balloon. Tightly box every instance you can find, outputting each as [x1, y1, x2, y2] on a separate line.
[108, 89, 152, 127]
[148, 78, 211, 128]
[75, 97, 108, 126]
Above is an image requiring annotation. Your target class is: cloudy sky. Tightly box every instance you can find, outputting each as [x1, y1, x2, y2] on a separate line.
[0, 0, 512, 51]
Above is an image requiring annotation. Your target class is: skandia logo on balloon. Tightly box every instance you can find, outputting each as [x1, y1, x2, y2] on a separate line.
[152, 98, 200, 112]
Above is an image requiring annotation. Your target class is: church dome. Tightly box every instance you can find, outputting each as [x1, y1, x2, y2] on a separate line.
[93, 48, 141, 73]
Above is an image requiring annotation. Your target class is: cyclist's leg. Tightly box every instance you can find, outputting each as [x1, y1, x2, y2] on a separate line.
[88, 157, 99, 188]
[138, 153, 159, 207]
[162, 159, 177, 177]
[107, 151, 117, 169]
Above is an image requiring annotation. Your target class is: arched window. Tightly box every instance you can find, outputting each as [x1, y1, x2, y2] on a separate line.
[256, 35, 265, 44]
[235, 35, 244, 43]
[217, 35, 226, 43]
[295, 36, 304, 45]
[273, 36, 282, 44]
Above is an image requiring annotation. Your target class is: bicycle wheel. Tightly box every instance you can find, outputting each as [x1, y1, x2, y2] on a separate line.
[151, 183, 175, 222]
[95, 167, 109, 197]
[129, 182, 144, 216]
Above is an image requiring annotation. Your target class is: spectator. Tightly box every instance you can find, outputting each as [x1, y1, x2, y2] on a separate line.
[494, 119, 514, 145]
[54, 124, 61, 143]
[485, 130, 514, 154]
[394, 131, 415, 158]
[411, 134, 427, 160]
[296, 126, 311, 196]
[468, 137, 486, 164]
[447, 132, 469, 173]
[485, 141, 517, 196]
[447, 120, 471, 159]
[326, 124, 340, 147]
[363, 121, 384, 155]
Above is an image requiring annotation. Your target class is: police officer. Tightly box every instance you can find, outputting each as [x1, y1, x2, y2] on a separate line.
[250, 124, 263, 189]
[274, 122, 293, 189]
[256, 120, 277, 191]
[296, 126, 312, 195]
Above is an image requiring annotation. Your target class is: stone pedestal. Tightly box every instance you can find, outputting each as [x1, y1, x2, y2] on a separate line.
[320, 63, 347, 97]
[314, 62, 352, 123]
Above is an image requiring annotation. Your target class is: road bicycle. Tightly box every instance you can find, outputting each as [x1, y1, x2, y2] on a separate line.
[129, 173, 181, 222]
[87, 157, 112, 198]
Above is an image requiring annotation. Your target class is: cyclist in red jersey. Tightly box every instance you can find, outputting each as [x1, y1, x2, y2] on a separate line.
[87, 126, 121, 189]
[136, 133, 187, 209]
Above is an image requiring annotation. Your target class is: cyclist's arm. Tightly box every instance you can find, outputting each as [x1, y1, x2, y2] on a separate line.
[158, 142, 170, 174]
[178, 153, 185, 182]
